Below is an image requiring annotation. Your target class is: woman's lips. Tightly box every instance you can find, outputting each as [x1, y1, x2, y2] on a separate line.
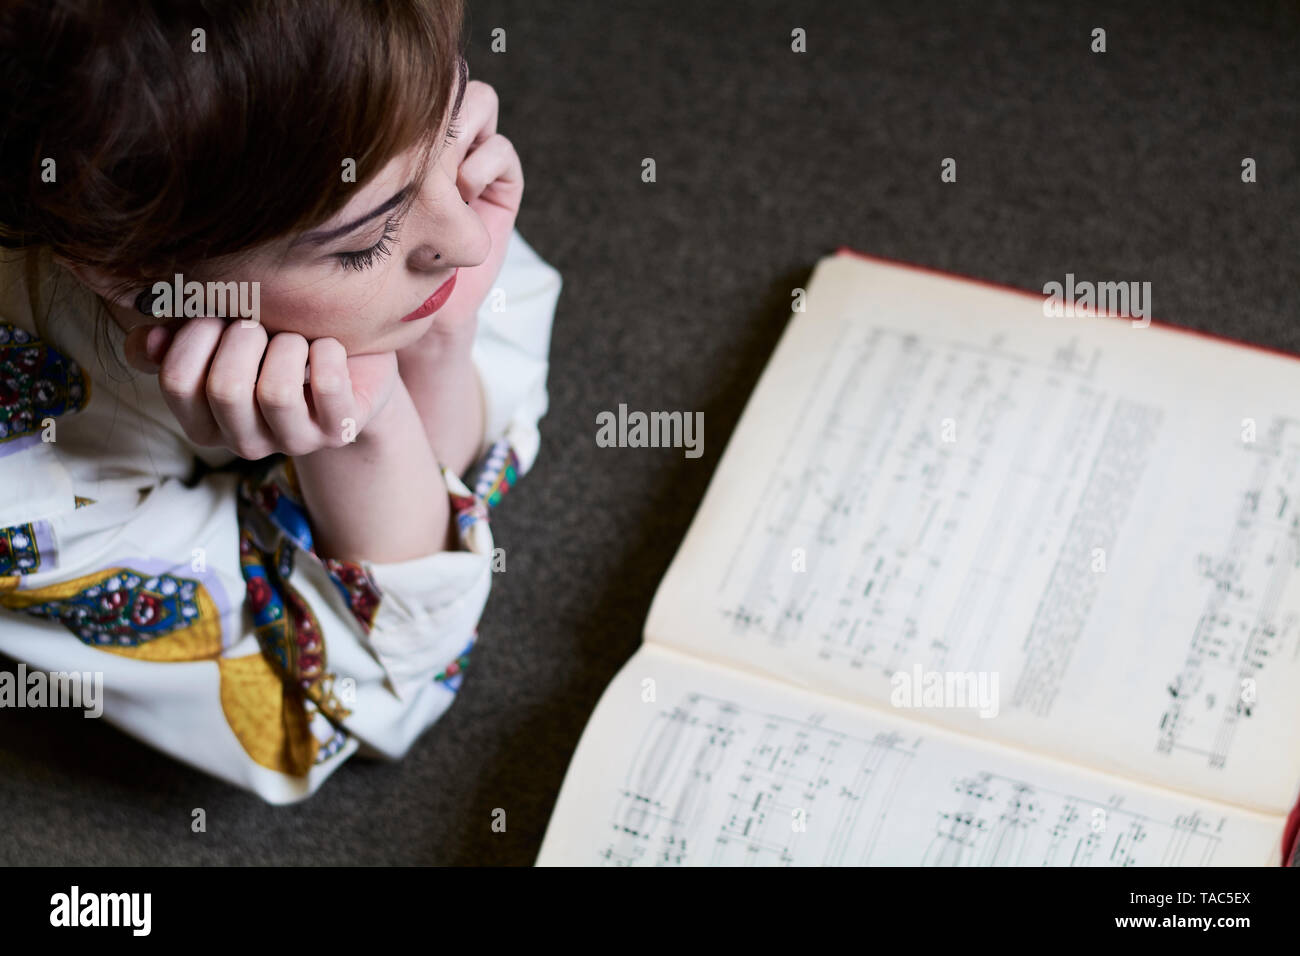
[401, 269, 458, 322]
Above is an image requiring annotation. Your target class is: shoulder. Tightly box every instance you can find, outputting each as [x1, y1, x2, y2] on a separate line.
[0, 248, 227, 476]
[0, 251, 93, 455]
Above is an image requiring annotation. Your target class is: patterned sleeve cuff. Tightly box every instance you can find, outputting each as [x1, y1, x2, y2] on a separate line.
[360, 547, 491, 702]
[235, 439, 526, 704]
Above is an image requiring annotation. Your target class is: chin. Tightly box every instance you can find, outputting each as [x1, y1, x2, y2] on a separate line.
[340, 321, 430, 356]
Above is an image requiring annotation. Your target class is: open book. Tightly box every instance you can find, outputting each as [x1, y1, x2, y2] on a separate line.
[537, 250, 1300, 866]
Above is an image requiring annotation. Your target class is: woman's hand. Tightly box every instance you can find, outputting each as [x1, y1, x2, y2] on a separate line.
[412, 77, 525, 353]
[122, 317, 401, 459]
[394, 77, 524, 476]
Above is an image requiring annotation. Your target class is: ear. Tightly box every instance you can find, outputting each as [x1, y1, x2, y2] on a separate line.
[51, 254, 140, 309]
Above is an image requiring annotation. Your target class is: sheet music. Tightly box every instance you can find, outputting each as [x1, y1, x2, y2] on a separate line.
[646, 255, 1300, 814]
[535, 644, 1282, 865]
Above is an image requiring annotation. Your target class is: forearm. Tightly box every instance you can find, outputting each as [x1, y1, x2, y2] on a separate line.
[398, 338, 485, 479]
[292, 382, 454, 562]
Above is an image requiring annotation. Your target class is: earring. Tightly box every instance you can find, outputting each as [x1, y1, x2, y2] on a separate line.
[434, 254, 441, 260]
[135, 287, 162, 316]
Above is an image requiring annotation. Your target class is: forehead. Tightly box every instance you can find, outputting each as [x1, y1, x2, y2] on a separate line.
[332, 56, 466, 215]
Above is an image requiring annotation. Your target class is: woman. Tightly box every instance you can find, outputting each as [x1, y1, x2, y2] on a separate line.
[0, 0, 561, 801]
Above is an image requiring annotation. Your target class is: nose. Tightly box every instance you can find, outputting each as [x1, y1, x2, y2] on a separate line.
[404, 159, 491, 273]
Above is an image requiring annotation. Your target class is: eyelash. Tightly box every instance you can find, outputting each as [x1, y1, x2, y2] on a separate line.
[330, 120, 460, 272]
[334, 216, 402, 272]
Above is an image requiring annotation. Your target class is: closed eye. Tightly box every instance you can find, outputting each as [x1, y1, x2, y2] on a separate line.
[334, 216, 402, 271]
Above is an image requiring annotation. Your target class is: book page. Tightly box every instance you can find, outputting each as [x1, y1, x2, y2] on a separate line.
[644, 252, 1300, 816]
[536, 643, 1283, 865]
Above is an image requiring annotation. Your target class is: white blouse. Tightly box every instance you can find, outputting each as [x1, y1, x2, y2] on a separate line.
[0, 227, 561, 803]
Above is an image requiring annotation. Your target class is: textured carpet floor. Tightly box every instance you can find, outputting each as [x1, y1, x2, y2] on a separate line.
[2, 0, 1297, 865]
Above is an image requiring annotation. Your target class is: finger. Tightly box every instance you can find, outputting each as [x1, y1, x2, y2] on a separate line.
[124, 325, 164, 373]
[123, 319, 185, 373]
[255, 332, 317, 455]
[455, 133, 521, 205]
[205, 321, 276, 458]
[459, 80, 498, 147]
[155, 317, 227, 445]
[439, 79, 498, 177]
[306, 337, 357, 443]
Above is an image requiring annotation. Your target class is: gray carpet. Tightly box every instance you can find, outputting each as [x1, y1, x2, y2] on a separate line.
[2, 0, 1297, 866]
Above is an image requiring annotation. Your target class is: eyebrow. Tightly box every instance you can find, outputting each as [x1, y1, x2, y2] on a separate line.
[296, 58, 468, 248]
[297, 185, 410, 247]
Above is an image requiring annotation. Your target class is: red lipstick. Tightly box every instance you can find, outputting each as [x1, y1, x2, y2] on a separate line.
[401, 270, 458, 322]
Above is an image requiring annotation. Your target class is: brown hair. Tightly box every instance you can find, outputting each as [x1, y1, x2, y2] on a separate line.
[0, 0, 466, 288]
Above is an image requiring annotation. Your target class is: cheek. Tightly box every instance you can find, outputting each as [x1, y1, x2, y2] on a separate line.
[255, 285, 376, 354]
[252, 281, 434, 357]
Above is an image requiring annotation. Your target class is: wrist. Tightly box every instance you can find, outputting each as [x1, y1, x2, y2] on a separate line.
[291, 377, 451, 563]
[354, 379, 416, 449]
[396, 337, 486, 480]
[399, 318, 478, 368]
